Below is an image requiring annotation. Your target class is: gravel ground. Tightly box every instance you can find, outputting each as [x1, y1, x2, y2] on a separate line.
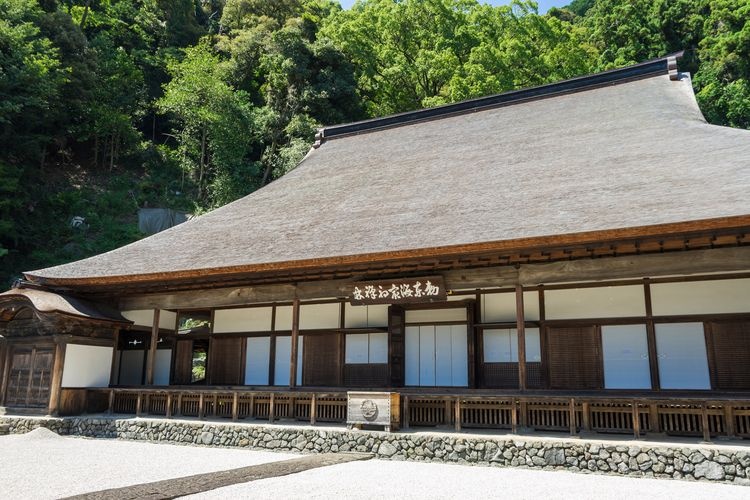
[0, 428, 297, 499]
[188, 459, 750, 500]
[2, 430, 748, 500]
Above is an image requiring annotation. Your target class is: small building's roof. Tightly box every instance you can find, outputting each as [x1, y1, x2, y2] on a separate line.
[25, 56, 750, 287]
[0, 288, 129, 323]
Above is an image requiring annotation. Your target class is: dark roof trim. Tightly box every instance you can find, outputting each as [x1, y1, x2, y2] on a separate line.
[314, 52, 684, 146]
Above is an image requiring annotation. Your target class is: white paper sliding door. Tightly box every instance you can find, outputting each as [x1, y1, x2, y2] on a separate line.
[273, 336, 303, 386]
[601, 325, 651, 389]
[655, 323, 710, 390]
[405, 325, 467, 387]
[245, 336, 271, 385]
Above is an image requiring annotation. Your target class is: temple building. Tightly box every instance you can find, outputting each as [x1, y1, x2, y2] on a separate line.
[2, 54, 750, 439]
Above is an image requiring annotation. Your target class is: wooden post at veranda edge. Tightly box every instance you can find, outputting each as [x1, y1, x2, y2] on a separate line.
[145, 309, 160, 386]
[516, 284, 526, 391]
[289, 297, 300, 388]
[47, 341, 67, 416]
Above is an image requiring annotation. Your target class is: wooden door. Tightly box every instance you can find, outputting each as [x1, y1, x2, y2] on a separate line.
[707, 321, 750, 390]
[209, 337, 244, 385]
[172, 339, 194, 385]
[547, 326, 603, 390]
[302, 334, 340, 387]
[5, 346, 54, 408]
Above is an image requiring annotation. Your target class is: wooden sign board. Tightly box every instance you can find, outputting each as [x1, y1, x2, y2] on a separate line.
[349, 276, 446, 305]
[347, 392, 400, 432]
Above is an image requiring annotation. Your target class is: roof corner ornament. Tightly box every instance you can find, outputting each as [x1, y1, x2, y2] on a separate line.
[313, 129, 325, 149]
[667, 56, 679, 81]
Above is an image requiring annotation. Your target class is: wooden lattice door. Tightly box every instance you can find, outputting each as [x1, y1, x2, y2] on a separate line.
[546, 326, 603, 390]
[5, 346, 54, 408]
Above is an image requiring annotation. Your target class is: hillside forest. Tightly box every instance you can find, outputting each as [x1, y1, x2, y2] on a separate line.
[1, 0, 748, 286]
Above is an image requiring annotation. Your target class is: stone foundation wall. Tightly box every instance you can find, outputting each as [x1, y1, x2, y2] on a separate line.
[2, 416, 749, 485]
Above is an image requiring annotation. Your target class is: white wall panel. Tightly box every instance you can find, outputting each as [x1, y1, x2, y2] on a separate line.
[273, 336, 303, 386]
[482, 292, 540, 322]
[118, 350, 144, 385]
[651, 279, 750, 316]
[483, 328, 540, 362]
[369, 333, 388, 363]
[435, 326, 453, 386]
[275, 306, 293, 331]
[345, 334, 369, 364]
[525, 328, 541, 362]
[300, 303, 340, 329]
[154, 349, 172, 386]
[62, 344, 113, 388]
[160, 311, 177, 331]
[484, 329, 515, 362]
[405, 327, 420, 386]
[602, 325, 651, 389]
[545, 285, 645, 320]
[451, 326, 468, 386]
[345, 304, 389, 328]
[655, 323, 711, 390]
[214, 307, 272, 333]
[405, 308, 466, 323]
[245, 336, 270, 385]
[121, 310, 176, 330]
[419, 326, 436, 386]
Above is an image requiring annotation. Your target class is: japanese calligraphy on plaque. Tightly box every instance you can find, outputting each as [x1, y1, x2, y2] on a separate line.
[349, 276, 447, 305]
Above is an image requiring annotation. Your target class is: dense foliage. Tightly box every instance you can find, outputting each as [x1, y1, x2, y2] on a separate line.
[1, 0, 748, 285]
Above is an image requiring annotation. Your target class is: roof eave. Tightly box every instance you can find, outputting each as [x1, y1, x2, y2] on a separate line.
[23, 213, 750, 290]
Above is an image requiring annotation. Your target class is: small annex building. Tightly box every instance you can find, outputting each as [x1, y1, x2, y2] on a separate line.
[2, 54, 750, 439]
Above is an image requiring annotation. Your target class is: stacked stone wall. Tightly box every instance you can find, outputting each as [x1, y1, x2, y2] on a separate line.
[2, 416, 748, 484]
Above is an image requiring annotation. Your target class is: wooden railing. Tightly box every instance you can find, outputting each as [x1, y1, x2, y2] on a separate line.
[401, 394, 750, 441]
[79, 388, 750, 441]
[85, 388, 348, 426]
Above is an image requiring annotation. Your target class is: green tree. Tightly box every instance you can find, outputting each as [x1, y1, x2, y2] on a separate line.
[157, 41, 258, 206]
[694, 0, 750, 128]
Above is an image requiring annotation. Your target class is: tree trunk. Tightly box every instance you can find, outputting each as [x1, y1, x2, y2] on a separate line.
[93, 135, 99, 168]
[260, 140, 277, 186]
[80, 0, 92, 29]
[199, 126, 207, 196]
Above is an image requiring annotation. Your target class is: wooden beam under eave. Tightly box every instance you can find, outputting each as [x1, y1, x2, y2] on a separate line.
[144, 309, 160, 386]
[517, 246, 750, 285]
[117, 247, 750, 310]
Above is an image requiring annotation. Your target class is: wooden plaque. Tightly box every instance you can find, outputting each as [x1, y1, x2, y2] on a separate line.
[349, 276, 446, 305]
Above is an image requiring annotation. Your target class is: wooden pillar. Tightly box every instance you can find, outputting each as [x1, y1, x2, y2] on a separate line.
[724, 405, 736, 438]
[269, 393, 276, 423]
[569, 398, 576, 436]
[198, 392, 205, 419]
[581, 402, 591, 433]
[136, 392, 143, 416]
[402, 395, 410, 429]
[109, 328, 120, 386]
[47, 342, 67, 416]
[643, 281, 660, 390]
[510, 399, 518, 434]
[632, 401, 641, 439]
[289, 298, 300, 388]
[145, 309, 160, 386]
[454, 398, 462, 432]
[310, 393, 317, 425]
[108, 389, 115, 414]
[515, 285, 527, 391]
[0, 343, 12, 406]
[232, 392, 239, 421]
[701, 404, 711, 443]
[166, 392, 173, 418]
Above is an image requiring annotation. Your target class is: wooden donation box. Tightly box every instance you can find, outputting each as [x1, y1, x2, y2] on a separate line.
[347, 392, 400, 432]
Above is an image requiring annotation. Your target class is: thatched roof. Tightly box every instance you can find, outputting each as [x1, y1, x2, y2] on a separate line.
[25, 56, 750, 286]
